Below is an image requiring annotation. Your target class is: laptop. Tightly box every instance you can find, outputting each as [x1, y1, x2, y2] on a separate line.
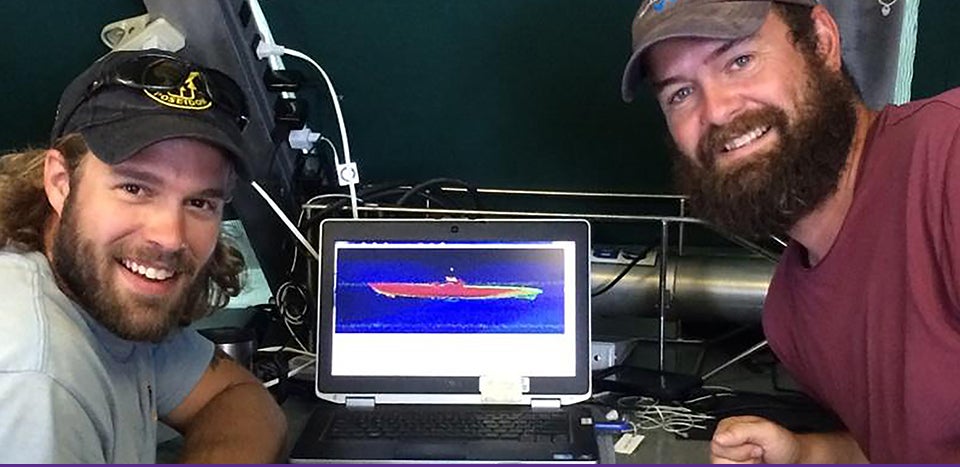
[289, 218, 599, 463]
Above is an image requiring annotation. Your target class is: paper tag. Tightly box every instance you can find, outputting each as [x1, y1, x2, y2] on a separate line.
[478, 375, 526, 403]
[613, 433, 646, 455]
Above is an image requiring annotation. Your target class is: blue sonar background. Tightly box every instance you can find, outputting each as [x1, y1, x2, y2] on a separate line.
[334, 245, 567, 334]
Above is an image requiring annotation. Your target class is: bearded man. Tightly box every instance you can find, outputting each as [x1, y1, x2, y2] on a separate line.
[621, 0, 960, 463]
[0, 49, 285, 462]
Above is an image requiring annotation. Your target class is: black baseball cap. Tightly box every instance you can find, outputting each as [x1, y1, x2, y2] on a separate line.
[50, 48, 251, 179]
[621, 0, 818, 102]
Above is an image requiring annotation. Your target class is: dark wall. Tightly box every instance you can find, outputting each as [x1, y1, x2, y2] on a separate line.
[3, 1, 958, 195]
[1, 2, 147, 152]
[1, 1, 673, 194]
[912, 0, 960, 100]
[259, 0, 670, 193]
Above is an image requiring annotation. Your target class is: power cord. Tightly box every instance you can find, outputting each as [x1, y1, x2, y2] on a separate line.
[275, 281, 310, 351]
[257, 41, 360, 219]
[591, 244, 656, 297]
[617, 396, 714, 438]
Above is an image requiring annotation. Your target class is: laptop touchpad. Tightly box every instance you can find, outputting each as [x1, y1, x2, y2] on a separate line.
[395, 442, 468, 460]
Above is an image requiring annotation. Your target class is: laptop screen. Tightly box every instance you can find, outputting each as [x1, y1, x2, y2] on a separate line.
[315, 219, 591, 403]
[330, 240, 578, 378]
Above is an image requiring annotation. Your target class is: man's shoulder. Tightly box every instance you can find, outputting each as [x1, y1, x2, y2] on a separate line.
[0, 251, 51, 369]
[926, 87, 960, 109]
[0, 250, 95, 374]
[884, 87, 960, 128]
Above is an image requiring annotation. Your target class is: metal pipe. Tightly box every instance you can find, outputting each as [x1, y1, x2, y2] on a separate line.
[591, 252, 775, 324]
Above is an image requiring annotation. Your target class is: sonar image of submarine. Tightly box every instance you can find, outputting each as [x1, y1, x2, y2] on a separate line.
[367, 276, 543, 301]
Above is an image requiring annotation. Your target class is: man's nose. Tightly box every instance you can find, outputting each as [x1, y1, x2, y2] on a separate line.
[700, 82, 741, 127]
[144, 207, 186, 251]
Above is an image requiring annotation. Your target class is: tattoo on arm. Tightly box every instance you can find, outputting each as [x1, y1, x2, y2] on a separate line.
[209, 348, 231, 370]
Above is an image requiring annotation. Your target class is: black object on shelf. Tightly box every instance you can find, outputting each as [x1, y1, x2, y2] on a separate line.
[593, 364, 703, 402]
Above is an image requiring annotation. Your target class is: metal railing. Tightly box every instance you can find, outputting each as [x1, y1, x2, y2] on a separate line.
[303, 186, 782, 379]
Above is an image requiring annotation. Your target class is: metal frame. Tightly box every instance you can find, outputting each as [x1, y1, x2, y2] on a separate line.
[303, 186, 780, 379]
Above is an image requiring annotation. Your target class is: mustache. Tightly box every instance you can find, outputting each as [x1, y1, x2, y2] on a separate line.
[696, 107, 790, 167]
[114, 244, 198, 277]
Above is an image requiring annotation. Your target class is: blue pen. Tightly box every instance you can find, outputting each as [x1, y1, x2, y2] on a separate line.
[594, 421, 631, 432]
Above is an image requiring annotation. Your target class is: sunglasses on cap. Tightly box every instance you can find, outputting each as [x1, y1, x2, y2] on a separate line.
[65, 52, 250, 132]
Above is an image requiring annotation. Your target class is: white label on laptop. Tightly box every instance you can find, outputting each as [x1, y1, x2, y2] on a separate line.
[479, 375, 529, 403]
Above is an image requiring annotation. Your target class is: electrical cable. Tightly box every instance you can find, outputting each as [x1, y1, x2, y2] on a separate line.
[299, 180, 463, 230]
[318, 136, 338, 164]
[278, 47, 359, 219]
[258, 345, 317, 358]
[591, 243, 659, 297]
[616, 396, 714, 438]
[396, 178, 483, 210]
[300, 182, 407, 228]
[275, 282, 310, 351]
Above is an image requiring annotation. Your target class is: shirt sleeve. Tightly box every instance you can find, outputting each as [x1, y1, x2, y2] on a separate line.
[153, 327, 215, 417]
[0, 372, 106, 463]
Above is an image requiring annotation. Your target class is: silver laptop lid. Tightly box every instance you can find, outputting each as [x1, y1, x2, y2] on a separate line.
[315, 218, 592, 406]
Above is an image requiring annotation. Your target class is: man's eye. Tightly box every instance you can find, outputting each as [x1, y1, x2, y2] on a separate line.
[669, 87, 693, 104]
[189, 199, 219, 212]
[120, 184, 143, 196]
[731, 54, 753, 69]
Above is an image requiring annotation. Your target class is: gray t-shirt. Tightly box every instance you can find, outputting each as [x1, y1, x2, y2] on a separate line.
[0, 250, 214, 463]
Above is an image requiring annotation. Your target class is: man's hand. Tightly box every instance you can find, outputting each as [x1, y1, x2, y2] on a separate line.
[710, 415, 868, 464]
[711, 416, 800, 463]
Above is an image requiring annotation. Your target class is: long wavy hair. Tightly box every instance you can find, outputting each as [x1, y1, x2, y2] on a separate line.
[0, 134, 245, 324]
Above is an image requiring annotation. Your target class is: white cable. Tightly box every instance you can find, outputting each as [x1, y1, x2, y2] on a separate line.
[258, 44, 360, 219]
[619, 397, 714, 438]
[284, 317, 308, 352]
[275, 281, 309, 351]
[246, 0, 289, 77]
[250, 180, 319, 261]
[684, 392, 735, 405]
[262, 357, 316, 388]
[277, 282, 307, 324]
[249, 0, 358, 217]
[318, 136, 340, 165]
[257, 345, 316, 358]
[279, 48, 352, 169]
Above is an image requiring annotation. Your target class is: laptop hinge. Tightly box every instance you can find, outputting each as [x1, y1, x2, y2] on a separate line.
[530, 398, 562, 409]
[345, 397, 376, 408]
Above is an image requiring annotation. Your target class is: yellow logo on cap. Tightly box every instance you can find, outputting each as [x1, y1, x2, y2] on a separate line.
[144, 71, 212, 111]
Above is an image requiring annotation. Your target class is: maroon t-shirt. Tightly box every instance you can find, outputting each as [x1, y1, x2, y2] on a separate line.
[763, 88, 960, 463]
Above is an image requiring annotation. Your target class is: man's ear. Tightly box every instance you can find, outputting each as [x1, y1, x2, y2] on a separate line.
[43, 149, 72, 216]
[810, 5, 843, 72]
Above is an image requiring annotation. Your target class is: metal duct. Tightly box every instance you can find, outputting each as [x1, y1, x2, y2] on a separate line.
[591, 252, 775, 324]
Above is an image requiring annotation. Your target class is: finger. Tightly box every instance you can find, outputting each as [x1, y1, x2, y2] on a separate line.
[712, 418, 776, 447]
[711, 450, 763, 464]
[711, 442, 763, 462]
[711, 455, 761, 464]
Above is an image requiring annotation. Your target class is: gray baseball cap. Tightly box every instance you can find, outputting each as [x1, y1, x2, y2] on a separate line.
[621, 0, 817, 102]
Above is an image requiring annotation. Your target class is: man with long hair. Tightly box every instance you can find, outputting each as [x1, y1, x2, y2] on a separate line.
[0, 49, 285, 462]
[622, 0, 960, 463]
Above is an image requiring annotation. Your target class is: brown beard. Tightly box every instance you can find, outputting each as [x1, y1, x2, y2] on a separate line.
[51, 194, 210, 343]
[671, 55, 859, 239]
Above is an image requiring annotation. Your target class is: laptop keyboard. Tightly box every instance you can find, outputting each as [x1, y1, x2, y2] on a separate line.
[328, 408, 570, 442]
